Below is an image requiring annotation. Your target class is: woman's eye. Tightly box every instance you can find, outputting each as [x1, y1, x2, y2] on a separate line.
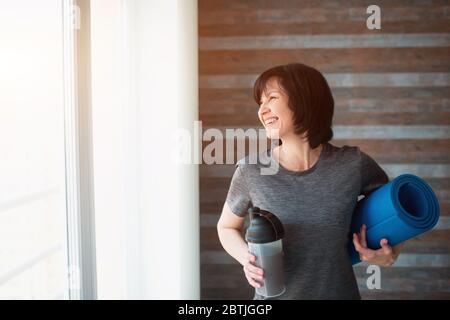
[258, 96, 276, 106]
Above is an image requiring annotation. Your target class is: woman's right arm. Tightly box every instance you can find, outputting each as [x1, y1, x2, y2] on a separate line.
[217, 202, 264, 288]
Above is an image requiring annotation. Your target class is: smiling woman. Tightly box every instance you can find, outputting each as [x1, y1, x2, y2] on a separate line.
[217, 62, 400, 300]
[253, 63, 334, 150]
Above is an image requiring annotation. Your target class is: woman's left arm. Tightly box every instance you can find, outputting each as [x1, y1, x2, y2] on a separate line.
[352, 224, 405, 266]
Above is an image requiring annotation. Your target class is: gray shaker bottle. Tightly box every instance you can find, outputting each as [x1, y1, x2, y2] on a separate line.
[245, 207, 285, 298]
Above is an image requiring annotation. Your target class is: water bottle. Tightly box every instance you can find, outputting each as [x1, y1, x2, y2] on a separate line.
[245, 207, 286, 298]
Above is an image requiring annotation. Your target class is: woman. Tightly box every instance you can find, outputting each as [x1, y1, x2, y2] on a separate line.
[216, 63, 403, 300]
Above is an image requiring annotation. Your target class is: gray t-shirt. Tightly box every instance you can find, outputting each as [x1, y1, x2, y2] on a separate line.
[225, 142, 389, 300]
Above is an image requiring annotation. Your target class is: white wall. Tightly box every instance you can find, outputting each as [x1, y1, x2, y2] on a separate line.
[90, 0, 199, 299]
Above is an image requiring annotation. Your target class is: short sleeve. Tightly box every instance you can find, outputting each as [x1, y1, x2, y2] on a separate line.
[225, 165, 253, 217]
[359, 149, 389, 197]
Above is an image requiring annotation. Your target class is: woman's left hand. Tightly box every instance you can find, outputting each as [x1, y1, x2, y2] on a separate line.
[352, 224, 404, 266]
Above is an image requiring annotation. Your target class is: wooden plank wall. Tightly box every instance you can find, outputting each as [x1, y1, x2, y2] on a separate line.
[198, 0, 450, 300]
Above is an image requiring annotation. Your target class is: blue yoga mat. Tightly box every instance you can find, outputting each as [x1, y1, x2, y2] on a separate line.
[349, 174, 440, 265]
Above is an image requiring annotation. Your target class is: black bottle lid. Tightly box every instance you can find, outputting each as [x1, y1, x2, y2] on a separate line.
[245, 207, 285, 244]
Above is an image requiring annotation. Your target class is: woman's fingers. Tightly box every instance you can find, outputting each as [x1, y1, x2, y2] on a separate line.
[244, 252, 264, 288]
[244, 262, 264, 277]
[360, 224, 368, 248]
[377, 239, 395, 266]
[245, 273, 262, 288]
[353, 233, 366, 253]
[243, 264, 264, 280]
[353, 233, 375, 260]
[246, 253, 264, 275]
[379, 238, 393, 256]
[248, 264, 264, 276]
[353, 228, 398, 265]
[243, 263, 264, 288]
[353, 233, 397, 265]
[352, 233, 360, 249]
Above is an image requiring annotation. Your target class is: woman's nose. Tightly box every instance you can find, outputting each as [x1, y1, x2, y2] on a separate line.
[259, 103, 270, 114]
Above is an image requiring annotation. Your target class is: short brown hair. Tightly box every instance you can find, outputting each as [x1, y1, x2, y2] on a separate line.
[253, 63, 334, 149]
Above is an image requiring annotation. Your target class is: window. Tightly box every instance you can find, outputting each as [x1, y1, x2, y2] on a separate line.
[0, 0, 96, 299]
[0, 0, 69, 299]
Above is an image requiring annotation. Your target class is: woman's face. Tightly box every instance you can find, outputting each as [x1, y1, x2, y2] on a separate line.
[257, 77, 295, 139]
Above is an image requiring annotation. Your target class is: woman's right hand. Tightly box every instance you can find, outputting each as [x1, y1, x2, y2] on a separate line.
[243, 252, 264, 288]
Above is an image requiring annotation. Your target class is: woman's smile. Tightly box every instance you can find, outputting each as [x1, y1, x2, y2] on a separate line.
[264, 116, 279, 126]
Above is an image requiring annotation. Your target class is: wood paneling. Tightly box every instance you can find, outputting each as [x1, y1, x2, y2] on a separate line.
[200, 21, 450, 37]
[198, 0, 450, 300]
[200, 48, 450, 73]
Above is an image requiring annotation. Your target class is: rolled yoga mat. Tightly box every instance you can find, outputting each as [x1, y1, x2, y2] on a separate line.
[349, 174, 440, 265]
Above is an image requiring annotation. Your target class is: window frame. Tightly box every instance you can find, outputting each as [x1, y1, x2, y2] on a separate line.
[62, 0, 97, 300]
